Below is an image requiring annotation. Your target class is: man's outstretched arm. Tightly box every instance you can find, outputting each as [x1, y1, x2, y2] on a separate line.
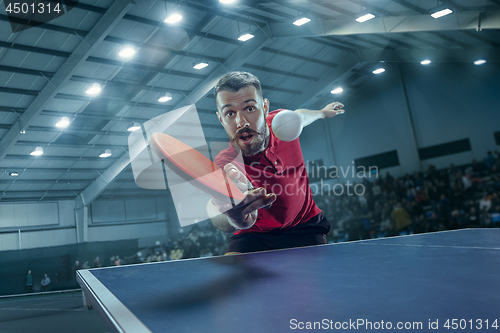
[295, 102, 345, 128]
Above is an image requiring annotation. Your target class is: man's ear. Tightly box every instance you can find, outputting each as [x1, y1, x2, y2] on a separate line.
[263, 98, 270, 116]
[216, 111, 222, 123]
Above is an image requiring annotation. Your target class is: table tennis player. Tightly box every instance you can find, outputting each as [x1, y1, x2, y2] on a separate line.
[206, 71, 344, 254]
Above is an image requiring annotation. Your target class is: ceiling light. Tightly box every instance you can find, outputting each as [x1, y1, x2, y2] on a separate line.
[193, 62, 208, 70]
[474, 59, 486, 65]
[164, 13, 182, 24]
[219, 0, 236, 3]
[158, 92, 173, 102]
[10, 172, 19, 177]
[30, 147, 43, 156]
[356, 13, 375, 23]
[119, 46, 136, 58]
[431, 8, 452, 19]
[86, 83, 102, 95]
[99, 149, 112, 158]
[238, 33, 254, 41]
[331, 87, 343, 94]
[421, 60, 431, 65]
[372, 68, 385, 74]
[127, 122, 141, 131]
[55, 116, 70, 128]
[293, 17, 311, 26]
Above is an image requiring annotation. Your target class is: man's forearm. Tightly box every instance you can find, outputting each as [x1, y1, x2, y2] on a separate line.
[295, 102, 344, 128]
[211, 215, 237, 233]
[206, 200, 236, 233]
[295, 109, 325, 127]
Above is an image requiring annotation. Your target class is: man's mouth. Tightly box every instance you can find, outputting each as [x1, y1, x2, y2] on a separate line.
[239, 132, 254, 144]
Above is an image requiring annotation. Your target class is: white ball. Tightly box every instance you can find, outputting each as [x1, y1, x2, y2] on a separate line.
[271, 110, 303, 142]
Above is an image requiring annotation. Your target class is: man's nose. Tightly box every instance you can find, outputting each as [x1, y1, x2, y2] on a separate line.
[236, 112, 249, 129]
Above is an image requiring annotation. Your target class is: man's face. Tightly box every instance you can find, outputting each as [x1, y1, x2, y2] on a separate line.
[216, 85, 270, 157]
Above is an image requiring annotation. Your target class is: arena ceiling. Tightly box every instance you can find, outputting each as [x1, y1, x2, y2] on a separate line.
[0, 0, 499, 203]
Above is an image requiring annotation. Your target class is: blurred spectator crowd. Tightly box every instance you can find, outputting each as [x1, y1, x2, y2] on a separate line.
[124, 222, 231, 264]
[315, 151, 500, 242]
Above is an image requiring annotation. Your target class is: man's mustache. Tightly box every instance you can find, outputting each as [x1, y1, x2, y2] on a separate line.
[231, 127, 261, 142]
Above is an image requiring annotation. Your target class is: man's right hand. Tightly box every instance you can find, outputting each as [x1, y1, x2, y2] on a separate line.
[210, 163, 277, 230]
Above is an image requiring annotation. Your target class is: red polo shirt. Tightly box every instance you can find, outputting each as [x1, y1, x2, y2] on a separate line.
[214, 110, 322, 234]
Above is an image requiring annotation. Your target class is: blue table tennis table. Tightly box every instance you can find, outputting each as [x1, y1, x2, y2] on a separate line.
[77, 229, 500, 332]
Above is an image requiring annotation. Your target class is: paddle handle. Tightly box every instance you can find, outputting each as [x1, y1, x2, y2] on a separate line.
[232, 179, 272, 210]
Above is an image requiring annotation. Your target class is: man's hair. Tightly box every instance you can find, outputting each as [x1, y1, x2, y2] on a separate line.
[214, 71, 262, 101]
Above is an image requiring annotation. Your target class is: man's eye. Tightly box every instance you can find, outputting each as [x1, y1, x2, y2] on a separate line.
[247, 106, 255, 112]
[226, 111, 234, 117]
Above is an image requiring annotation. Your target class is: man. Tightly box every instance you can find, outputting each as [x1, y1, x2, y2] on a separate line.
[93, 256, 101, 268]
[25, 270, 33, 292]
[41, 274, 51, 292]
[206, 72, 344, 254]
[391, 202, 412, 234]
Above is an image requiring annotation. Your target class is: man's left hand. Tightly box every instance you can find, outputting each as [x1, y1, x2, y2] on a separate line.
[321, 102, 344, 118]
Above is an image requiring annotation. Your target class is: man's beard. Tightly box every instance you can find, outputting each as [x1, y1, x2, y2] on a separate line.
[230, 122, 269, 157]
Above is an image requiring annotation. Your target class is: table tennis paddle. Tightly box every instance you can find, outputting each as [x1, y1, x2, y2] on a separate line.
[149, 132, 245, 203]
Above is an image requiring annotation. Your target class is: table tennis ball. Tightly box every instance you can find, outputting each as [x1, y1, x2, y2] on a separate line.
[271, 110, 303, 142]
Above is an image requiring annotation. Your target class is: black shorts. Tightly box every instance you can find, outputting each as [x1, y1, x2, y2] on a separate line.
[226, 212, 330, 254]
